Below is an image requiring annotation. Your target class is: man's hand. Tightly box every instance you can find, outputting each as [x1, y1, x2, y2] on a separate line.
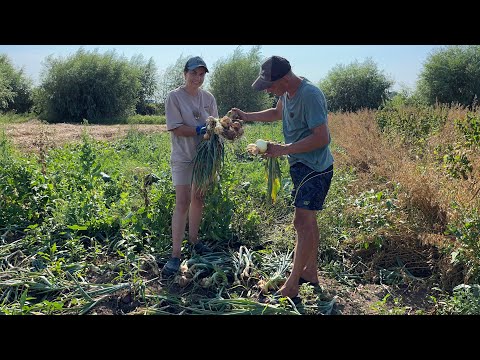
[230, 108, 248, 122]
[196, 124, 207, 135]
[264, 143, 287, 158]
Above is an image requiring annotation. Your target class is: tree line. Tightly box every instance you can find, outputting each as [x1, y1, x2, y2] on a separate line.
[1, 45, 480, 123]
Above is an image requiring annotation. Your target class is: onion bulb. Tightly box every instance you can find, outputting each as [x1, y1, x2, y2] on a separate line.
[255, 139, 268, 153]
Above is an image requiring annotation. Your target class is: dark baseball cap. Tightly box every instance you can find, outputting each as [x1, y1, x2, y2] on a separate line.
[252, 56, 291, 91]
[185, 56, 209, 72]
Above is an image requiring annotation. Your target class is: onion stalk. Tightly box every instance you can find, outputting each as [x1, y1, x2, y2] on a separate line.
[192, 114, 244, 193]
[246, 139, 282, 204]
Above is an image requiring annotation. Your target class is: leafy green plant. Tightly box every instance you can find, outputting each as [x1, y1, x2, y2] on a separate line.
[437, 284, 480, 315]
[375, 104, 448, 150]
[371, 293, 411, 315]
[38, 48, 141, 123]
[455, 112, 480, 148]
[438, 143, 472, 180]
[320, 58, 393, 112]
[446, 209, 480, 282]
[417, 45, 480, 106]
[347, 188, 398, 249]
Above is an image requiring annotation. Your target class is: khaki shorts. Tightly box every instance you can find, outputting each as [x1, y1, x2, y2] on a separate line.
[171, 161, 194, 186]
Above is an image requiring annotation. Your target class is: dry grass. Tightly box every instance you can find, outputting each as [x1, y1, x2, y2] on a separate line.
[330, 106, 480, 230]
[329, 106, 480, 289]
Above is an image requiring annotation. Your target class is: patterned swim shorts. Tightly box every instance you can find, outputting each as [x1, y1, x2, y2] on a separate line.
[289, 162, 333, 211]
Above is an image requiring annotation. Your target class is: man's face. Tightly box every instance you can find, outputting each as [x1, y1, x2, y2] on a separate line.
[265, 77, 287, 96]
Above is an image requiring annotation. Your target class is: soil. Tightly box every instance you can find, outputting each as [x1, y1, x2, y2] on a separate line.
[1, 119, 167, 152]
[2, 120, 437, 315]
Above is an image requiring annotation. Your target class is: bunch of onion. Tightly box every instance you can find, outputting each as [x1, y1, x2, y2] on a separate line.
[203, 111, 244, 141]
[246, 139, 282, 204]
[192, 113, 244, 193]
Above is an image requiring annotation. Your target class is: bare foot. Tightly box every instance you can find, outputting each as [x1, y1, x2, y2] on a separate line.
[299, 271, 319, 285]
[277, 281, 299, 298]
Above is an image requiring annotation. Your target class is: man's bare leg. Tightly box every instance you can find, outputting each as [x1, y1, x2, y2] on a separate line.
[278, 208, 318, 298]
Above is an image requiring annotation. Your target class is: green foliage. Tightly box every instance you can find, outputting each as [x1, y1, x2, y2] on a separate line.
[371, 294, 411, 315]
[129, 55, 159, 115]
[135, 102, 159, 116]
[416, 45, 480, 106]
[445, 208, 480, 283]
[0, 54, 34, 114]
[437, 143, 472, 180]
[209, 46, 272, 116]
[0, 111, 35, 124]
[319, 58, 393, 112]
[0, 133, 52, 228]
[38, 48, 141, 123]
[192, 134, 225, 193]
[125, 114, 166, 124]
[438, 284, 480, 315]
[382, 87, 427, 109]
[346, 188, 399, 250]
[316, 166, 357, 249]
[201, 177, 236, 246]
[434, 113, 479, 180]
[375, 104, 449, 149]
[455, 112, 480, 148]
[157, 54, 191, 106]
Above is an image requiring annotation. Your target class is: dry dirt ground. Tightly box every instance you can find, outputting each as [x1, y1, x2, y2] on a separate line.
[2, 120, 435, 315]
[2, 119, 167, 152]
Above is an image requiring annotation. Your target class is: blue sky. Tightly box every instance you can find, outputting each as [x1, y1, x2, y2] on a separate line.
[0, 45, 444, 91]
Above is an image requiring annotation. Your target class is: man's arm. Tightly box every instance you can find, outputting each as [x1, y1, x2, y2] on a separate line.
[232, 98, 283, 123]
[266, 123, 330, 157]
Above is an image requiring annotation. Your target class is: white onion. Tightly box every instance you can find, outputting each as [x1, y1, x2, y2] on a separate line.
[255, 139, 268, 153]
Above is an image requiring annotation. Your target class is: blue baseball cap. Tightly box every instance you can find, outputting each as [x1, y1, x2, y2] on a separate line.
[185, 56, 209, 72]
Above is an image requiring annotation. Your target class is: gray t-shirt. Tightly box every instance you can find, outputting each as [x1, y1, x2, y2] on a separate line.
[166, 86, 218, 163]
[281, 78, 334, 172]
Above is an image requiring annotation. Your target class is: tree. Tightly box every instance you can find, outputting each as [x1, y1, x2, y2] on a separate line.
[156, 54, 191, 113]
[130, 54, 159, 115]
[319, 58, 393, 112]
[416, 45, 480, 107]
[0, 54, 34, 114]
[208, 46, 272, 117]
[38, 48, 141, 123]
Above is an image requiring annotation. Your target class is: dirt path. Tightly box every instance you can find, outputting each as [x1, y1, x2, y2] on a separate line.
[1, 120, 168, 152]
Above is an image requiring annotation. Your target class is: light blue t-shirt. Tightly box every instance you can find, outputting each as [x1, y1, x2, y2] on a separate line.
[281, 78, 334, 173]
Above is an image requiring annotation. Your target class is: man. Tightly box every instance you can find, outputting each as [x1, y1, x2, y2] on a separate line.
[232, 55, 334, 301]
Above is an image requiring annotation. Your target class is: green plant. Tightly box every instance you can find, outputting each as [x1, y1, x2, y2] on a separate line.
[437, 284, 480, 315]
[371, 293, 410, 315]
[319, 58, 393, 112]
[39, 49, 141, 123]
[446, 209, 480, 282]
[438, 143, 472, 180]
